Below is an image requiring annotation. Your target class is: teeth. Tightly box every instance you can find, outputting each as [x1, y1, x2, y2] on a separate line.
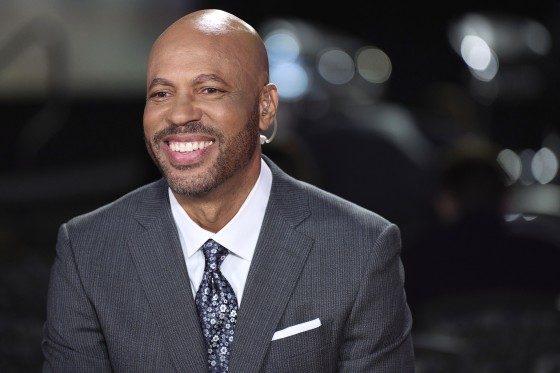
[169, 141, 213, 153]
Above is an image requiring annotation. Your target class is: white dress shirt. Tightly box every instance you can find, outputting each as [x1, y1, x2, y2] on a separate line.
[169, 159, 272, 306]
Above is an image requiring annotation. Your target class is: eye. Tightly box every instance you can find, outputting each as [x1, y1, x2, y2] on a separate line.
[148, 90, 171, 101]
[202, 87, 222, 94]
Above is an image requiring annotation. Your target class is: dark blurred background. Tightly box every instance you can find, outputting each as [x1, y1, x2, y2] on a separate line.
[2, 1, 560, 372]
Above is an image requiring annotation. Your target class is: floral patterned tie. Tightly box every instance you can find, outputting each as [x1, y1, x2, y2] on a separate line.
[195, 239, 238, 372]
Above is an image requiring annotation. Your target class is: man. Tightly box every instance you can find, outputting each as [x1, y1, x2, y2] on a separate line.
[42, 9, 415, 372]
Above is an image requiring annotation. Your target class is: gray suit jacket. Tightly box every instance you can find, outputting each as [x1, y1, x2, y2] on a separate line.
[42, 156, 415, 372]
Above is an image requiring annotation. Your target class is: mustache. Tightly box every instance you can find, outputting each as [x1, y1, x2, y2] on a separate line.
[152, 122, 223, 143]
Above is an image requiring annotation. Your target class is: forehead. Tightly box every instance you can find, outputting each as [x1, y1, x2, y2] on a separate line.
[147, 29, 253, 82]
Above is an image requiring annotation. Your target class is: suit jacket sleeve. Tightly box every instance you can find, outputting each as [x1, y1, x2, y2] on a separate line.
[42, 223, 113, 373]
[337, 223, 415, 371]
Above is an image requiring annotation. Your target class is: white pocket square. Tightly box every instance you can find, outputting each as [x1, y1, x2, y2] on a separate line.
[271, 318, 321, 341]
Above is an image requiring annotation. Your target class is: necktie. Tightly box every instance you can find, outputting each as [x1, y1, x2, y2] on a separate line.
[195, 239, 238, 372]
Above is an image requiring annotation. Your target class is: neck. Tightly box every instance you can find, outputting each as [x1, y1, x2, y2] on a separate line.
[173, 157, 261, 233]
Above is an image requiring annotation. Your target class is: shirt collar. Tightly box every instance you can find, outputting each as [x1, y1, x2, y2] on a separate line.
[169, 158, 272, 261]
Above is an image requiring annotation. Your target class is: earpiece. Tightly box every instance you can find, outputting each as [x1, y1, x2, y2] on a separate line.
[260, 116, 277, 145]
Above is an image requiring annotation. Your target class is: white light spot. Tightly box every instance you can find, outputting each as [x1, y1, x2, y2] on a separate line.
[317, 48, 355, 85]
[356, 47, 392, 83]
[531, 147, 558, 184]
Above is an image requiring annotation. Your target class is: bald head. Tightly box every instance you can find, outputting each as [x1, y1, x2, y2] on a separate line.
[181, 9, 258, 35]
[149, 9, 270, 87]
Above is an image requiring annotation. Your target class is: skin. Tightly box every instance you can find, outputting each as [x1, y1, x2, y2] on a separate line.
[143, 9, 279, 233]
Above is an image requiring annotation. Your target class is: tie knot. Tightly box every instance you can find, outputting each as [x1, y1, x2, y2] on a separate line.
[201, 239, 228, 269]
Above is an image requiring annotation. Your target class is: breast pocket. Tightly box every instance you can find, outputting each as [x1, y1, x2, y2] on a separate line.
[262, 320, 334, 372]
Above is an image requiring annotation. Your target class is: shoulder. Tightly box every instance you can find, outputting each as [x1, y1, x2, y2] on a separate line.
[266, 155, 395, 235]
[266, 157, 403, 288]
[301, 178, 397, 238]
[66, 178, 168, 229]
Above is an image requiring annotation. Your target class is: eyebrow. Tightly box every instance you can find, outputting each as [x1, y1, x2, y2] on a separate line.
[192, 74, 228, 86]
[148, 77, 173, 90]
[147, 74, 229, 91]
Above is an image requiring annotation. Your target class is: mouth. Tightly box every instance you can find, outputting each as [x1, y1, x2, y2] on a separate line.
[168, 140, 214, 153]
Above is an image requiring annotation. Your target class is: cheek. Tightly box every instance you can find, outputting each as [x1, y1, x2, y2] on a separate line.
[143, 105, 162, 136]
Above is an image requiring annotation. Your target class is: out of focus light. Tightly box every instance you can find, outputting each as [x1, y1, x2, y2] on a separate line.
[317, 48, 354, 85]
[262, 19, 393, 103]
[469, 53, 499, 81]
[269, 62, 309, 100]
[449, 13, 551, 60]
[504, 213, 537, 222]
[264, 31, 300, 64]
[524, 21, 552, 56]
[461, 35, 492, 70]
[448, 12, 551, 87]
[498, 147, 559, 186]
[460, 35, 499, 81]
[264, 30, 310, 100]
[532, 147, 558, 184]
[497, 148, 521, 185]
[356, 47, 391, 84]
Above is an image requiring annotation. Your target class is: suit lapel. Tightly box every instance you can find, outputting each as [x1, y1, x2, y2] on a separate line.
[127, 180, 207, 372]
[229, 158, 314, 373]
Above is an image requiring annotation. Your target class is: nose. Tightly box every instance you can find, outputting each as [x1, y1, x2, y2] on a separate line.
[166, 94, 202, 126]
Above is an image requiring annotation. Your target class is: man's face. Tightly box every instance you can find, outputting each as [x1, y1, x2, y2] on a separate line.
[143, 29, 261, 197]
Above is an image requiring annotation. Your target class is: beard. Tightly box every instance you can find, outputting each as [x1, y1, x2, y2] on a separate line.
[144, 100, 261, 197]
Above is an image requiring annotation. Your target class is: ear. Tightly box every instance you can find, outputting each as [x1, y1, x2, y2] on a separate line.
[259, 83, 279, 132]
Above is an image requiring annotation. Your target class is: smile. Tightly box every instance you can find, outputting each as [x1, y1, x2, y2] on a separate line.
[168, 141, 214, 153]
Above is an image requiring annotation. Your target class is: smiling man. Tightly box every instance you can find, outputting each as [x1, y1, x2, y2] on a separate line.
[41, 9, 415, 372]
[142, 11, 271, 231]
